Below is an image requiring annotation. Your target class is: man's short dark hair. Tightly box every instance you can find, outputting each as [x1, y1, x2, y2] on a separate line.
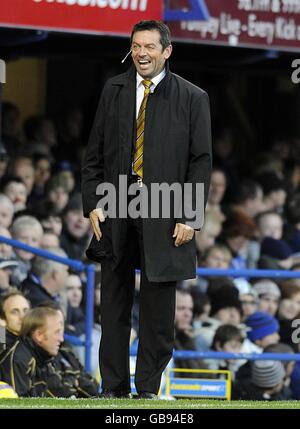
[131, 20, 171, 51]
[234, 179, 262, 205]
[212, 324, 244, 350]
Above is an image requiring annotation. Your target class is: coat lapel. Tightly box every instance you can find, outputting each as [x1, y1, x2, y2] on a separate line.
[113, 65, 136, 174]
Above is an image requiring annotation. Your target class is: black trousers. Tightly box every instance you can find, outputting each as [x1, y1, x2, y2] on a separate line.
[99, 215, 176, 395]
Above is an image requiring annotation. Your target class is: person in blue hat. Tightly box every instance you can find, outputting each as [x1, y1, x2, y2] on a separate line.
[245, 311, 280, 349]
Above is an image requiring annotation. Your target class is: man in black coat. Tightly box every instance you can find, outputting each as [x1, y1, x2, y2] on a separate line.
[81, 20, 212, 399]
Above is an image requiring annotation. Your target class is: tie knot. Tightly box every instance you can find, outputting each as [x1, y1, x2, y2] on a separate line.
[142, 80, 153, 90]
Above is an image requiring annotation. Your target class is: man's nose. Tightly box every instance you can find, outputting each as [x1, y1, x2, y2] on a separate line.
[138, 47, 147, 56]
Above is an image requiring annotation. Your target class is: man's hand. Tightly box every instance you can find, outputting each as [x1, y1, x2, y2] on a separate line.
[172, 223, 195, 247]
[89, 208, 105, 241]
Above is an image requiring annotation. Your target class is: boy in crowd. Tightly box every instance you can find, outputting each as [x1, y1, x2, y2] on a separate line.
[194, 285, 242, 351]
[206, 324, 244, 379]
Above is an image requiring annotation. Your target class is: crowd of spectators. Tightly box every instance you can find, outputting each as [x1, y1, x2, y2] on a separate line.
[1, 101, 300, 400]
[0, 102, 99, 396]
[173, 132, 300, 401]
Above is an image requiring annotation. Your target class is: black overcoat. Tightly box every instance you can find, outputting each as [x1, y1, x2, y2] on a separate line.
[81, 64, 212, 282]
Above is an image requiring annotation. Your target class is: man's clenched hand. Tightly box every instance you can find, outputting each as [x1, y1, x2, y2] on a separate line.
[89, 208, 105, 241]
[172, 223, 194, 247]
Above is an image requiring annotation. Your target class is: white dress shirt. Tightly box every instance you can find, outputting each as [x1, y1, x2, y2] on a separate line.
[131, 69, 166, 175]
[136, 68, 166, 119]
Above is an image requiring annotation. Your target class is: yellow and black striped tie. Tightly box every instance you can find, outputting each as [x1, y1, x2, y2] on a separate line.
[133, 79, 153, 179]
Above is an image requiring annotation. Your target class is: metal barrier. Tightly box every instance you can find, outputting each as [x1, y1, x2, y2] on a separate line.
[189, 267, 300, 362]
[0, 235, 95, 373]
[3, 235, 300, 375]
[173, 351, 300, 361]
[197, 267, 300, 279]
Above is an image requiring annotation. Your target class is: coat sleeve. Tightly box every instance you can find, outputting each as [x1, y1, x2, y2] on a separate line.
[178, 90, 212, 230]
[0, 347, 34, 397]
[81, 83, 108, 218]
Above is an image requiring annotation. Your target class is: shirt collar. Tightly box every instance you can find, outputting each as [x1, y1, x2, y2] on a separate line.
[136, 68, 166, 90]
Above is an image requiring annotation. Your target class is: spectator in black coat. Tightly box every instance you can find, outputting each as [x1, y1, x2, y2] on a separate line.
[21, 248, 84, 336]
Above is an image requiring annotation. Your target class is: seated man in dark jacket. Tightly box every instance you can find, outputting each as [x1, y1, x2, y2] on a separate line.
[0, 306, 98, 397]
[38, 300, 99, 397]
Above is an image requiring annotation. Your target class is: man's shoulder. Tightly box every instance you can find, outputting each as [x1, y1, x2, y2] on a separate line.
[21, 276, 50, 301]
[171, 72, 208, 97]
[104, 68, 133, 88]
[107, 71, 128, 84]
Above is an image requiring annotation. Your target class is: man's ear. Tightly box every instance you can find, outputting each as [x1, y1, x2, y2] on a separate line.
[52, 270, 59, 283]
[164, 44, 172, 60]
[32, 328, 44, 345]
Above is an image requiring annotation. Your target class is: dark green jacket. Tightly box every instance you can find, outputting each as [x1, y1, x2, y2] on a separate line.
[0, 337, 98, 397]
